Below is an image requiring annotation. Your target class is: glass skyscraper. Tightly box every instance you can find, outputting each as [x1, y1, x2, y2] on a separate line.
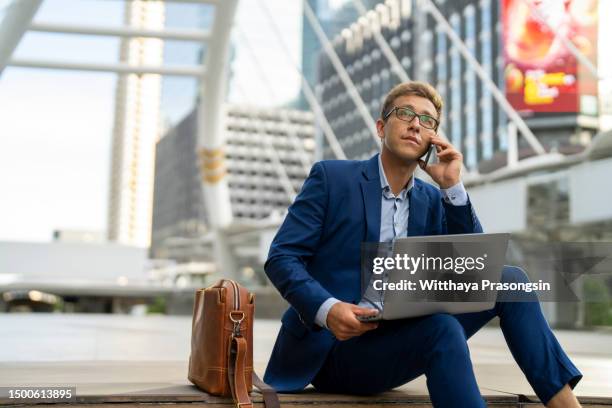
[315, 0, 511, 173]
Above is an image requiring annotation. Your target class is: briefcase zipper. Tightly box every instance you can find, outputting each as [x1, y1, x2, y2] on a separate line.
[226, 279, 245, 337]
[228, 279, 239, 310]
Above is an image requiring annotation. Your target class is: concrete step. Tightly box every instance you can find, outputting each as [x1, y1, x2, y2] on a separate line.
[2, 386, 611, 407]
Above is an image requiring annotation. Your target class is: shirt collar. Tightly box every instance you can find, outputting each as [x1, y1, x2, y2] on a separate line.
[378, 154, 414, 200]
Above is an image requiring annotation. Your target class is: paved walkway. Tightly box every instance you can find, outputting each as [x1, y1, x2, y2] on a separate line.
[0, 314, 611, 399]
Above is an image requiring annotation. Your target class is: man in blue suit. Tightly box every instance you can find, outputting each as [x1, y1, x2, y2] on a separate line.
[263, 82, 582, 407]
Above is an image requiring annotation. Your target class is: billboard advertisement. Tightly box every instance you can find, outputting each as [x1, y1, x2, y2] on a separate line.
[502, 0, 598, 114]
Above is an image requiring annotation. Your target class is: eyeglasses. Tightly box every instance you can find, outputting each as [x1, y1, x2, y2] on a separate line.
[384, 106, 439, 130]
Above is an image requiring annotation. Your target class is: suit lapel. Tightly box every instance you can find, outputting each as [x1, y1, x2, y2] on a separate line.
[361, 179, 381, 242]
[361, 155, 381, 242]
[408, 182, 428, 236]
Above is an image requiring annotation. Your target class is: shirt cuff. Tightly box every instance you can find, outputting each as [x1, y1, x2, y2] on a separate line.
[314, 297, 341, 329]
[440, 181, 468, 206]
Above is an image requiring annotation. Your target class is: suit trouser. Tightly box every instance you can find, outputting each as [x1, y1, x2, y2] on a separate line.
[311, 266, 582, 407]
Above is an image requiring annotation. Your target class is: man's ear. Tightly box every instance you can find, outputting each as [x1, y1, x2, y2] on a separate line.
[376, 119, 385, 139]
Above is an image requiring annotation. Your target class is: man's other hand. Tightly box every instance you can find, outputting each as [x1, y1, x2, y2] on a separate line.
[326, 302, 379, 341]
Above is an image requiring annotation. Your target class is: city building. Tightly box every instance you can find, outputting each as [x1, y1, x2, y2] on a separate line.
[107, 0, 165, 248]
[160, 2, 214, 129]
[151, 109, 206, 261]
[315, 0, 602, 173]
[150, 104, 315, 262]
[52, 229, 105, 244]
[0, 240, 151, 313]
[299, 0, 379, 110]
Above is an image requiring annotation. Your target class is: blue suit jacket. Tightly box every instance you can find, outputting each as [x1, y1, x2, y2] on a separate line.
[263, 154, 483, 392]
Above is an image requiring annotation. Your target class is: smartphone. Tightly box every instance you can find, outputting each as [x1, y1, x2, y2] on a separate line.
[357, 313, 381, 322]
[422, 143, 435, 166]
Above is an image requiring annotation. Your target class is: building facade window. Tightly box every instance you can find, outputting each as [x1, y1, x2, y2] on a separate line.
[464, 5, 478, 170]
[496, 20, 508, 151]
[435, 27, 448, 132]
[480, 0, 494, 160]
[450, 13, 462, 149]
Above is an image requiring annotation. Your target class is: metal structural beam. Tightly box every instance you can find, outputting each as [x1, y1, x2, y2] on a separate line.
[259, 129, 298, 202]
[0, 0, 43, 76]
[421, 0, 546, 156]
[353, 0, 409, 82]
[235, 28, 312, 175]
[521, 0, 605, 81]
[257, 0, 347, 160]
[300, 75, 348, 160]
[29, 22, 210, 42]
[231, 75, 300, 202]
[195, 0, 239, 278]
[507, 122, 518, 168]
[197, 0, 237, 228]
[9, 58, 205, 77]
[161, 0, 218, 3]
[303, 0, 380, 148]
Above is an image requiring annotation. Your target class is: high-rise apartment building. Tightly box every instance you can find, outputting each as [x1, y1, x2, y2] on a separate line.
[316, 0, 600, 173]
[107, 0, 165, 248]
[151, 105, 315, 261]
[316, 0, 506, 168]
[299, 0, 379, 109]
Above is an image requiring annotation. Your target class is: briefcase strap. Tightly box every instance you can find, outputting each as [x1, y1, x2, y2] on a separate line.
[253, 372, 280, 408]
[228, 336, 251, 408]
[228, 335, 280, 408]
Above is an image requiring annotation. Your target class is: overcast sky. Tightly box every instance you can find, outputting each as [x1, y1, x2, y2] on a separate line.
[0, 0, 303, 243]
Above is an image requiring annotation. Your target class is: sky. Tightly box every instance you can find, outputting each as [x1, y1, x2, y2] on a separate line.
[0, 0, 303, 243]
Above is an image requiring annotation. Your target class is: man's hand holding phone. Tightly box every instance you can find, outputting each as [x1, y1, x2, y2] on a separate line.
[418, 136, 463, 189]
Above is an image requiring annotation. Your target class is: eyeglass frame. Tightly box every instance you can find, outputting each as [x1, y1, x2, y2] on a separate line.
[383, 106, 440, 131]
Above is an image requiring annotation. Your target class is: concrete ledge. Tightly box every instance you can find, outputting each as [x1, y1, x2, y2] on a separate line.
[1, 386, 611, 407]
[1, 361, 611, 407]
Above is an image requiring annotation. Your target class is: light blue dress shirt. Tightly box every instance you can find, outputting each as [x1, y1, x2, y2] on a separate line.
[314, 155, 468, 328]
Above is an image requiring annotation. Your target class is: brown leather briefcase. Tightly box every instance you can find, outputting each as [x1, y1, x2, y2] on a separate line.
[188, 279, 279, 408]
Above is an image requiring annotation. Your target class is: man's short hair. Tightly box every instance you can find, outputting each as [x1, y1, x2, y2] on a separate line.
[380, 81, 444, 122]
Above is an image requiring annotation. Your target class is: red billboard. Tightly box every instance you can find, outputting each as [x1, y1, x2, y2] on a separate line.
[502, 0, 598, 114]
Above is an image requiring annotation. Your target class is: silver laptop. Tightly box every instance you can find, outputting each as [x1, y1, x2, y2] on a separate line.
[358, 233, 510, 321]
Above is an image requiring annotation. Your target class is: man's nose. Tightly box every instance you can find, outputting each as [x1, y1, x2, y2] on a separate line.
[407, 119, 420, 132]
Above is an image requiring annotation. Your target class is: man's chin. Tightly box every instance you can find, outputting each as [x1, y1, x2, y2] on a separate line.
[383, 143, 427, 163]
[391, 148, 424, 163]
